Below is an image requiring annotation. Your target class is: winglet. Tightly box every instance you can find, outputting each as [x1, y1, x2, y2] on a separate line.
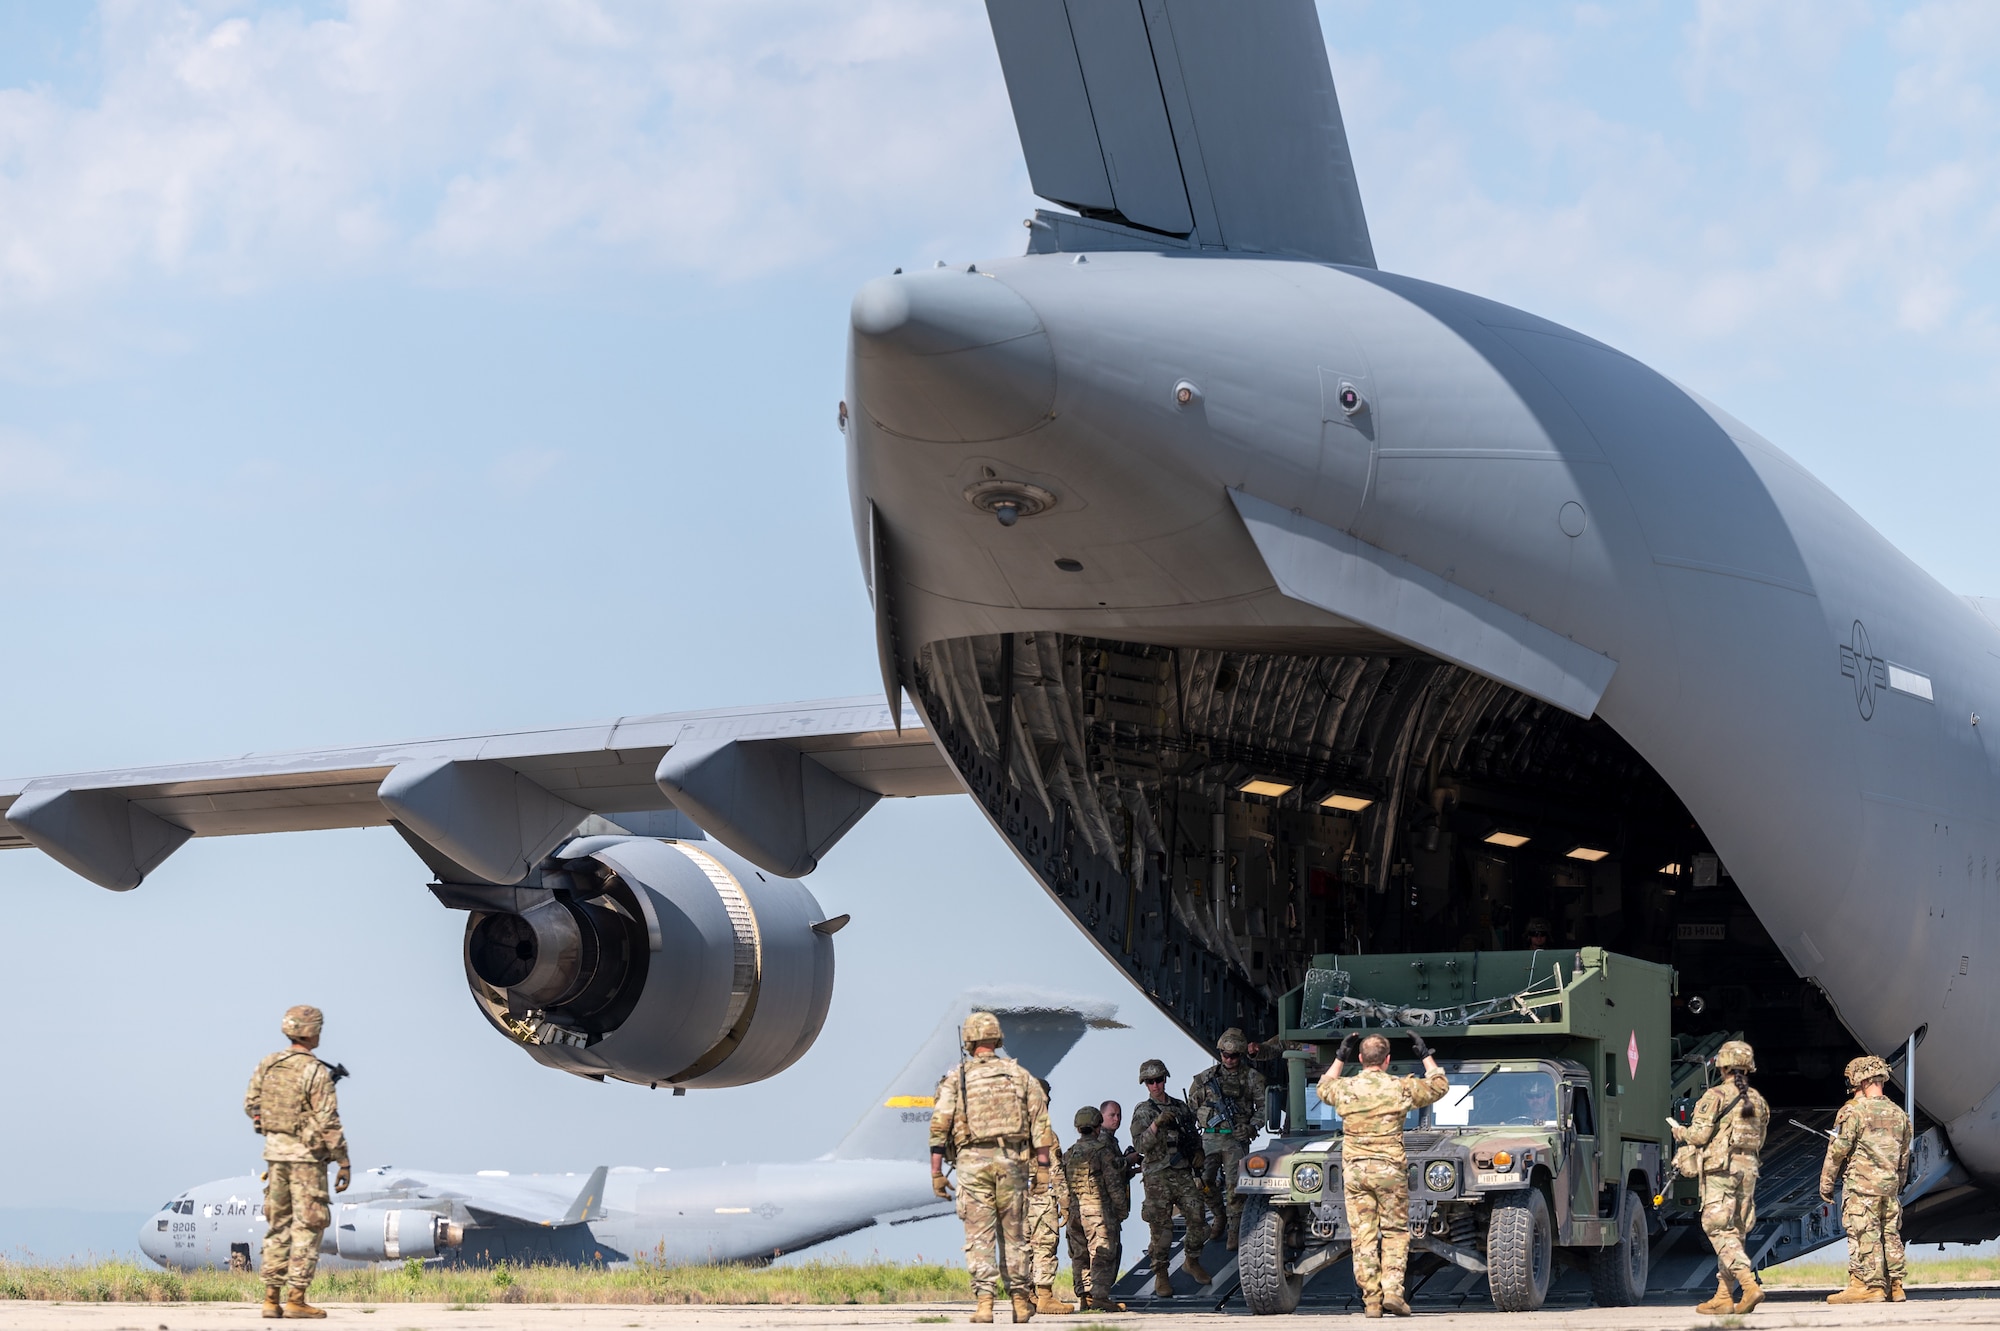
[557, 1166, 608, 1226]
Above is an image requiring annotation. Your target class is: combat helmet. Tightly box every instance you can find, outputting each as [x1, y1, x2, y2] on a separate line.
[962, 1011, 1004, 1050]
[1714, 1040, 1756, 1072]
[281, 1005, 323, 1040]
[1138, 1058, 1170, 1083]
[1847, 1055, 1894, 1089]
[1074, 1105, 1103, 1131]
[1216, 1028, 1250, 1055]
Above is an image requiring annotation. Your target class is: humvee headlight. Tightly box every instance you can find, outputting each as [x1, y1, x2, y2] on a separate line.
[1491, 1150, 1513, 1171]
[1425, 1161, 1457, 1192]
[1245, 1155, 1270, 1177]
[1292, 1163, 1323, 1193]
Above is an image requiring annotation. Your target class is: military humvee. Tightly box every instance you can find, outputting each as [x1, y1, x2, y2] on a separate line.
[1234, 947, 1676, 1313]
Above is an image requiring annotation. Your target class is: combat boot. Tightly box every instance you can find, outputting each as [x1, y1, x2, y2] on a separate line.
[1010, 1290, 1037, 1322]
[1734, 1272, 1765, 1313]
[1694, 1275, 1736, 1315]
[1034, 1285, 1073, 1315]
[1891, 1280, 1907, 1302]
[1083, 1297, 1126, 1313]
[260, 1287, 283, 1319]
[1826, 1278, 1885, 1305]
[1152, 1270, 1174, 1299]
[1182, 1254, 1214, 1286]
[971, 1293, 996, 1323]
[1362, 1296, 1383, 1318]
[1381, 1292, 1412, 1317]
[281, 1288, 328, 1319]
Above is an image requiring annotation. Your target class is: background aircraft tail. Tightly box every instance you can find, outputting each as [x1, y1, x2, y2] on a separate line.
[828, 988, 1124, 1161]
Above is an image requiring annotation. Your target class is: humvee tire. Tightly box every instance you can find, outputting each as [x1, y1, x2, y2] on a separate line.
[1237, 1195, 1303, 1314]
[1486, 1187, 1553, 1312]
[1589, 1187, 1650, 1306]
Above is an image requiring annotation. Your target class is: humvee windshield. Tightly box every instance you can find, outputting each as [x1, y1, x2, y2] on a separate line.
[1431, 1069, 1559, 1128]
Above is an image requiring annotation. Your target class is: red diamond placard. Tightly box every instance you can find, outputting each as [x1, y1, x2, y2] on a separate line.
[1628, 1031, 1640, 1078]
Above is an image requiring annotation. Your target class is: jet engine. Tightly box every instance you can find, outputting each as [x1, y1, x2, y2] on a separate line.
[333, 1206, 463, 1261]
[451, 836, 836, 1089]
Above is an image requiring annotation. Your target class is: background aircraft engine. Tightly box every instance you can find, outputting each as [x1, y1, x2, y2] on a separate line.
[458, 836, 836, 1089]
[333, 1206, 463, 1261]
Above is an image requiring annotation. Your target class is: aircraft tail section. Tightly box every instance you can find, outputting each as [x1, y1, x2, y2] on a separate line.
[829, 988, 1124, 1161]
[986, 0, 1374, 266]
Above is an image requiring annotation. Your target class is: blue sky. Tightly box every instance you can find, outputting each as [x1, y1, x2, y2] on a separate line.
[1, 0, 1997, 1262]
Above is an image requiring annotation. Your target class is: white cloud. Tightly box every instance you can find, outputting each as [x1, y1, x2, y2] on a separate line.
[0, 1, 1027, 301]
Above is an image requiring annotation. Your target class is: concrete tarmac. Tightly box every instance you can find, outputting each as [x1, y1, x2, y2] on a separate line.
[5, 1290, 2000, 1330]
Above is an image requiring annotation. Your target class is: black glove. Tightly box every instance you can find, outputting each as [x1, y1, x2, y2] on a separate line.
[1336, 1032, 1360, 1062]
[1408, 1030, 1432, 1060]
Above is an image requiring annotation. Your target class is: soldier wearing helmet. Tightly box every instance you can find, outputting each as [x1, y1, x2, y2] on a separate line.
[1130, 1058, 1213, 1295]
[929, 1011, 1055, 1324]
[1186, 1027, 1267, 1251]
[244, 1006, 350, 1320]
[1671, 1040, 1771, 1315]
[1063, 1104, 1129, 1311]
[1820, 1054, 1912, 1305]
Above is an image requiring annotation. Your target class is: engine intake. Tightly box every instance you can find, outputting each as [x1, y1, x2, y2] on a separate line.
[457, 836, 836, 1089]
[334, 1207, 463, 1261]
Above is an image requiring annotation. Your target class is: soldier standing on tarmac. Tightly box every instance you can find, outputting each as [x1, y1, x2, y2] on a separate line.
[1187, 1028, 1266, 1250]
[1672, 1039, 1771, 1316]
[1024, 1079, 1076, 1316]
[245, 1005, 350, 1320]
[930, 1012, 1055, 1325]
[1318, 1031, 1448, 1318]
[1820, 1055, 1913, 1305]
[1096, 1101, 1131, 1286]
[1063, 1106, 1130, 1312]
[1130, 1059, 1214, 1296]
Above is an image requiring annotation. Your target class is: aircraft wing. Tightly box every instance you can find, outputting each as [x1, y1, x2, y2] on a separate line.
[0, 696, 959, 889]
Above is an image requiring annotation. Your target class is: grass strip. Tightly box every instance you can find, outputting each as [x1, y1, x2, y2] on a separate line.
[1759, 1256, 2000, 1287]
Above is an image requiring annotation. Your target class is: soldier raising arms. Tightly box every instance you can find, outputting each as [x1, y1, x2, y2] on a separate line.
[1318, 1031, 1447, 1318]
[245, 1005, 350, 1320]
[1820, 1055, 1913, 1305]
[1672, 1040, 1770, 1316]
[930, 1012, 1055, 1325]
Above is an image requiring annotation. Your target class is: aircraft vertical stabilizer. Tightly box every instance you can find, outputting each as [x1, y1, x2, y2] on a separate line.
[828, 988, 1124, 1161]
[985, 0, 1374, 266]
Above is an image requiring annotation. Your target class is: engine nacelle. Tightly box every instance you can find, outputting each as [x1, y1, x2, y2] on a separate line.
[459, 836, 836, 1088]
[333, 1206, 463, 1261]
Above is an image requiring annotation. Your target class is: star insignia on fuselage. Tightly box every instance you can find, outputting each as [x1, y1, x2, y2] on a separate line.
[1839, 619, 1888, 720]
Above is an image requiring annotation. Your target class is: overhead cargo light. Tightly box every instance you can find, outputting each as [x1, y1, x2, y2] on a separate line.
[1239, 777, 1295, 798]
[1566, 846, 1610, 862]
[1484, 831, 1530, 848]
[1320, 793, 1374, 812]
[1660, 862, 1685, 876]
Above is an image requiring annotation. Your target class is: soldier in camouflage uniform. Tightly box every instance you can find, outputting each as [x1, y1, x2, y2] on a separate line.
[1187, 1028, 1266, 1250]
[1097, 1101, 1131, 1283]
[1820, 1054, 1913, 1305]
[1064, 1105, 1130, 1311]
[1024, 1079, 1075, 1316]
[245, 1005, 350, 1320]
[1318, 1031, 1447, 1318]
[1672, 1039, 1771, 1315]
[1130, 1059, 1213, 1296]
[930, 1011, 1055, 1325]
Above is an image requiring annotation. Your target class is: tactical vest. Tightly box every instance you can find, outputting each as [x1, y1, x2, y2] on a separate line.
[955, 1056, 1032, 1145]
[257, 1053, 316, 1137]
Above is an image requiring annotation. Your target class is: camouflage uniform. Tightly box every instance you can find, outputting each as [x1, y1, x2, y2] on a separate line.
[930, 1043, 1055, 1301]
[1820, 1061, 1912, 1294]
[1187, 1030, 1267, 1247]
[1131, 1091, 1211, 1282]
[245, 1011, 348, 1296]
[1318, 1062, 1449, 1306]
[1064, 1121, 1130, 1305]
[1026, 1130, 1070, 1291]
[1679, 1071, 1771, 1295]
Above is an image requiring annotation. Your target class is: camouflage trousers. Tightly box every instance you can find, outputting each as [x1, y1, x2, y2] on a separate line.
[1026, 1178, 1064, 1287]
[955, 1145, 1032, 1298]
[1343, 1157, 1411, 1300]
[1699, 1163, 1759, 1285]
[261, 1160, 331, 1290]
[1140, 1166, 1210, 1269]
[1201, 1138, 1247, 1243]
[1067, 1198, 1121, 1303]
[1843, 1192, 1905, 1289]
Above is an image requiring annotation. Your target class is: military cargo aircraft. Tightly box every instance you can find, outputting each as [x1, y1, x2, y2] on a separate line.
[10, 0, 2000, 1247]
[141, 988, 1119, 1270]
